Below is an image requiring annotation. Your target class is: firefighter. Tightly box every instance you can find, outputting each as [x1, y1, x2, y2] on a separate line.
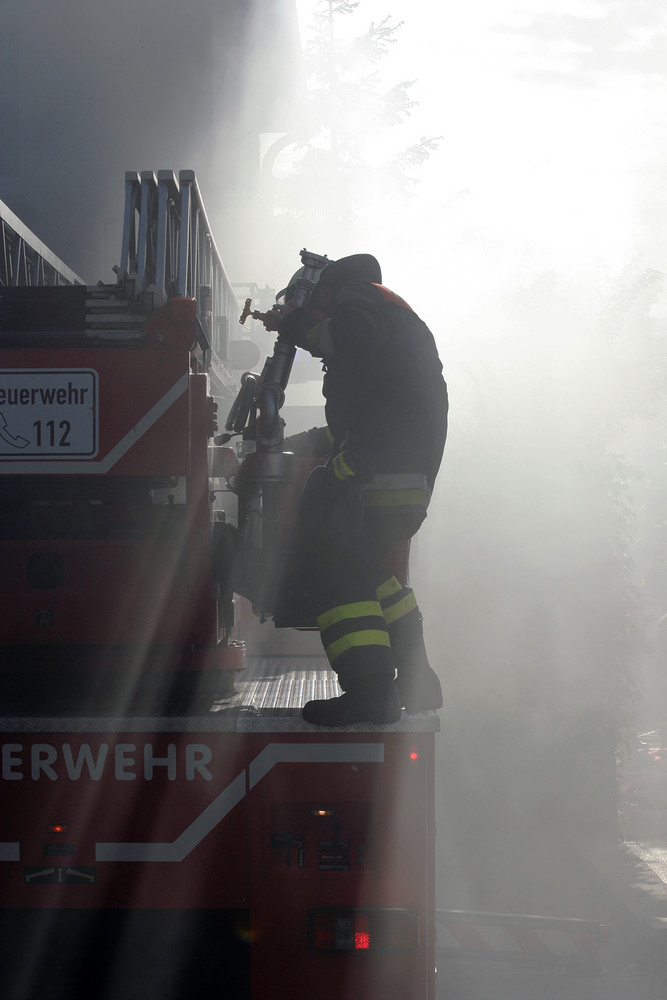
[263, 254, 448, 726]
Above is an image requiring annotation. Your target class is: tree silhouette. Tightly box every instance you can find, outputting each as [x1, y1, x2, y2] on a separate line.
[262, 0, 441, 247]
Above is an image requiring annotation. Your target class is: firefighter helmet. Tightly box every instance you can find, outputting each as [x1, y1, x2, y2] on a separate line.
[275, 254, 381, 306]
[318, 254, 382, 289]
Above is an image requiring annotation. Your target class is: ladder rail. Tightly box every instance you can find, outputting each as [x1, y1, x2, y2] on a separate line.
[0, 199, 83, 288]
[118, 169, 238, 364]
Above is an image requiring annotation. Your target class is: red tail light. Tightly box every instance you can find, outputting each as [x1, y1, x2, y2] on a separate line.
[308, 907, 418, 953]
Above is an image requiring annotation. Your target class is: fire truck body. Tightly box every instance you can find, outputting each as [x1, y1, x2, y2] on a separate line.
[0, 666, 437, 999]
[0, 173, 437, 998]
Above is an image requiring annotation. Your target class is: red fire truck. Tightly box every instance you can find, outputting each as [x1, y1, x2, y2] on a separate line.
[0, 172, 438, 1000]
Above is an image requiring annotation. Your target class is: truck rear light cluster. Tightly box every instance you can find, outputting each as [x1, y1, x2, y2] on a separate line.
[308, 907, 418, 953]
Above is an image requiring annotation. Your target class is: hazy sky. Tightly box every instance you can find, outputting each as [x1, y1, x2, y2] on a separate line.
[295, 0, 667, 312]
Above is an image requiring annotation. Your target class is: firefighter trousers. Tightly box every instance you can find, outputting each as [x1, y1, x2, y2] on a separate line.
[282, 507, 427, 693]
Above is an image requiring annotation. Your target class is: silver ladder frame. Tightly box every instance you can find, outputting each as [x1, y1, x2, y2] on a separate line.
[0, 199, 83, 287]
[118, 170, 238, 364]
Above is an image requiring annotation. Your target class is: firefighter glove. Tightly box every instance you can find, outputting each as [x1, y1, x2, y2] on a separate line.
[276, 307, 320, 348]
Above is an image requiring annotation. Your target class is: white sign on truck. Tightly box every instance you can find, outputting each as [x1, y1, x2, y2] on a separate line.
[0, 369, 98, 458]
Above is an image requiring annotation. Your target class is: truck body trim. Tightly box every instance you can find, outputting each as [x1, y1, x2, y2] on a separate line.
[95, 770, 246, 862]
[248, 741, 384, 788]
[93, 742, 383, 862]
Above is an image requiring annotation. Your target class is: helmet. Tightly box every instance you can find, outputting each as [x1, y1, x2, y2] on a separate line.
[317, 254, 382, 289]
[275, 253, 381, 307]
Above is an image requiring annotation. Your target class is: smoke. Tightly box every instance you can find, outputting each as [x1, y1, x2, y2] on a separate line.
[3, 0, 667, 922]
[279, 0, 667, 915]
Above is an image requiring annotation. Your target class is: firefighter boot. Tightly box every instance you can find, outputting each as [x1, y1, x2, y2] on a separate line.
[389, 615, 443, 714]
[302, 676, 402, 726]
